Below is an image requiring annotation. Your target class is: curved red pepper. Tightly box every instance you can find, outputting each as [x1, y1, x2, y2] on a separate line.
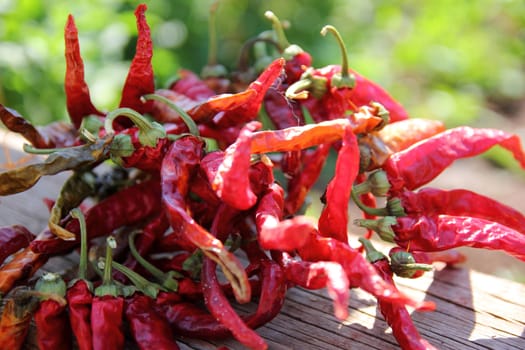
[394, 214, 525, 262]
[318, 125, 359, 243]
[399, 187, 525, 235]
[383, 127, 525, 192]
[255, 182, 315, 251]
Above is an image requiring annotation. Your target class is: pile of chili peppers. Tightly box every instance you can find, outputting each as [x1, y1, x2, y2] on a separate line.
[0, 4, 524, 350]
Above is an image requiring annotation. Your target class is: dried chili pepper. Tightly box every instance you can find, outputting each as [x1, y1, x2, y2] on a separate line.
[249, 116, 381, 154]
[286, 25, 407, 123]
[0, 225, 34, 265]
[48, 171, 95, 240]
[360, 238, 437, 350]
[34, 273, 72, 350]
[0, 245, 47, 295]
[0, 137, 111, 195]
[393, 215, 525, 262]
[161, 136, 251, 303]
[255, 182, 316, 251]
[187, 57, 284, 127]
[66, 209, 93, 350]
[278, 251, 349, 320]
[202, 121, 261, 210]
[397, 187, 525, 235]
[201, 257, 267, 350]
[0, 288, 38, 350]
[383, 126, 525, 192]
[298, 231, 435, 311]
[30, 177, 162, 255]
[0, 105, 68, 149]
[64, 15, 104, 129]
[125, 294, 180, 350]
[119, 4, 155, 115]
[91, 237, 125, 350]
[318, 124, 359, 243]
[284, 143, 331, 216]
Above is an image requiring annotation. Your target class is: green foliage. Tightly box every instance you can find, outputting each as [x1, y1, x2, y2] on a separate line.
[0, 0, 523, 127]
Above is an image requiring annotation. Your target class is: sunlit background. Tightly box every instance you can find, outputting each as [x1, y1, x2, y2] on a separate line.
[1, 0, 525, 280]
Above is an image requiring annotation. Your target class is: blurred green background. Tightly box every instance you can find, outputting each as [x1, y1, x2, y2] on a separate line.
[1, 0, 524, 127]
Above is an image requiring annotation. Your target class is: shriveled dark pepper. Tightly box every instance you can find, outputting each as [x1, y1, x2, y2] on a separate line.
[0, 225, 34, 265]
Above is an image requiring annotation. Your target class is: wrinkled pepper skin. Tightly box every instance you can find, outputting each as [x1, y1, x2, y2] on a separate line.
[125, 294, 180, 350]
[34, 299, 72, 350]
[66, 280, 93, 350]
[91, 295, 125, 350]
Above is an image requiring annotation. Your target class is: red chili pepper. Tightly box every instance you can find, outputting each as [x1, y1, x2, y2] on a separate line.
[255, 182, 315, 251]
[119, 4, 155, 115]
[383, 127, 525, 192]
[91, 237, 125, 350]
[394, 214, 525, 261]
[360, 239, 438, 350]
[318, 125, 359, 243]
[64, 15, 103, 129]
[34, 273, 71, 350]
[398, 187, 525, 235]
[125, 294, 180, 350]
[65, 209, 93, 350]
[286, 25, 408, 123]
[0, 225, 34, 265]
[30, 178, 162, 255]
[188, 58, 285, 127]
[170, 69, 216, 101]
[115, 126, 172, 171]
[203, 121, 261, 210]
[161, 136, 251, 303]
[0, 289, 38, 350]
[201, 257, 267, 350]
[249, 116, 381, 155]
[298, 231, 435, 311]
[284, 143, 331, 216]
[67, 281, 93, 350]
[278, 251, 349, 320]
[0, 245, 47, 295]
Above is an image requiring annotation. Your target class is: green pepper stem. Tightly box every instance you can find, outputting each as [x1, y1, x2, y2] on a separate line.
[35, 272, 67, 298]
[111, 261, 165, 299]
[264, 11, 290, 51]
[71, 208, 88, 281]
[351, 190, 389, 216]
[23, 144, 74, 155]
[207, 1, 220, 66]
[104, 107, 166, 147]
[94, 236, 119, 297]
[285, 78, 312, 100]
[358, 238, 386, 263]
[354, 216, 397, 242]
[320, 25, 350, 79]
[128, 231, 180, 291]
[141, 94, 199, 136]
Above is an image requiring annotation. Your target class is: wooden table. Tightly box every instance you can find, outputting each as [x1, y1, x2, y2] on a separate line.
[1, 129, 524, 349]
